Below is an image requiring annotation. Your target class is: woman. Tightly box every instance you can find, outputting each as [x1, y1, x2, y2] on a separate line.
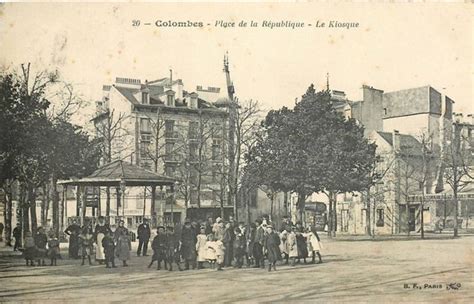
[64, 220, 81, 259]
[94, 216, 111, 265]
[116, 228, 131, 267]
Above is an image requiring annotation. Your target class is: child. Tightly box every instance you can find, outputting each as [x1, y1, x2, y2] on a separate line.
[79, 227, 94, 266]
[213, 236, 225, 271]
[195, 227, 208, 269]
[102, 230, 117, 268]
[34, 227, 48, 266]
[264, 225, 281, 272]
[205, 234, 216, 269]
[165, 226, 182, 271]
[116, 228, 131, 267]
[287, 226, 298, 267]
[308, 226, 323, 264]
[23, 231, 36, 266]
[149, 226, 166, 270]
[233, 227, 245, 268]
[279, 228, 289, 265]
[47, 232, 61, 266]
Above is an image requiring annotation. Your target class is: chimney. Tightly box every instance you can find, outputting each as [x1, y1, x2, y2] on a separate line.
[393, 130, 400, 152]
[141, 82, 150, 105]
[166, 90, 175, 107]
[189, 92, 198, 109]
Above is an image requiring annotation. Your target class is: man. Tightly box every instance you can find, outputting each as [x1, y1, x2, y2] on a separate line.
[0, 222, 4, 242]
[205, 217, 214, 235]
[137, 219, 151, 256]
[64, 220, 81, 258]
[180, 220, 197, 270]
[12, 223, 22, 251]
[253, 219, 266, 268]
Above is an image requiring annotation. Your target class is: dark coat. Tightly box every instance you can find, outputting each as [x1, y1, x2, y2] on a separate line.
[34, 233, 48, 258]
[13, 227, 22, 239]
[180, 226, 197, 261]
[94, 224, 112, 241]
[255, 226, 265, 245]
[137, 223, 151, 240]
[296, 233, 308, 258]
[151, 234, 167, 261]
[101, 235, 115, 257]
[264, 232, 282, 263]
[233, 233, 246, 257]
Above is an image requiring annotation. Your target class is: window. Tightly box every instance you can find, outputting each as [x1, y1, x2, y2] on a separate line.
[142, 92, 149, 105]
[165, 120, 176, 138]
[190, 169, 198, 186]
[140, 118, 151, 133]
[189, 142, 198, 161]
[167, 94, 174, 107]
[212, 165, 221, 183]
[165, 142, 175, 161]
[165, 164, 176, 177]
[212, 123, 222, 138]
[376, 208, 384, 227]
[140, 141, 150, 158]
[212, 140, 221, 160]
[188, 121, 199, 139]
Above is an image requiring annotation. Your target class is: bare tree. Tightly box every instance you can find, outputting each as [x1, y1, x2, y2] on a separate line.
[227, 99, 262, 221]
[93, 109, 129, 217]
[443, 123, 473, 237]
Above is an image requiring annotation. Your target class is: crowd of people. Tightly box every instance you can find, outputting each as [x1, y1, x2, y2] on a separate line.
[12, 214, 323, 272]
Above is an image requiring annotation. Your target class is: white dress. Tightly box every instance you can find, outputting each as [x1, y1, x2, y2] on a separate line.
[196, 234, 208, 262]
[96, 233, 105, 261]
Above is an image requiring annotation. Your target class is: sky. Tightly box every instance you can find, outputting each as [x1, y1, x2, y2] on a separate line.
[1, 2, 472, 126]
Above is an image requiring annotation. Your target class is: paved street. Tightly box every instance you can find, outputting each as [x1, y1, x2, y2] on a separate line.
[0, 236, 473, 303]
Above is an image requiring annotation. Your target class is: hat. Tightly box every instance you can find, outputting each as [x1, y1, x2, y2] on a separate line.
[157, 225, 165, 230]
[216, 217, 222, 223]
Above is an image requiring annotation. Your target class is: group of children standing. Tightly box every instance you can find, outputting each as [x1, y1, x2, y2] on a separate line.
[23, 227, 61, 267]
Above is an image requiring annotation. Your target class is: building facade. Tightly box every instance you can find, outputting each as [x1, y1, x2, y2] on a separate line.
[91, 68, 236, 226]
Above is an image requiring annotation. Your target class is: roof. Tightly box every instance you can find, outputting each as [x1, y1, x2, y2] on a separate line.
[58, 160, 178, 187]
[377, 131, 423, 155]
[114, 86, 140, 104]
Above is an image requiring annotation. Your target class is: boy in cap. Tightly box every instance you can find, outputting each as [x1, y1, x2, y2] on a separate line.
[102, 230, 117, 268]
[149, 226, 167, 270]
[165, 226, 182, 271]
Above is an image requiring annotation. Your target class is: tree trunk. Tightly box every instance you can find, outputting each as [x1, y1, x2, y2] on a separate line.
[246, 190, 251, 225]
[151, 186, 156, 228]
[454, 187, 459, 237]
[41, 183, 47, 226]
[297, 191, 305, 224]
[106, 187, 111, 218]
[328, 193, 333, 237]
[332, 192, 337, 237]
[3, 183, 13, 246]
[365, 190, 371, 236]
[28, 185, 37, 235]
[52, 175, 59, 238]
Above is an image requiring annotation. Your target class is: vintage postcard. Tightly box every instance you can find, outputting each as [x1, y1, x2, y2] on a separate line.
[0, 1, 472, 303]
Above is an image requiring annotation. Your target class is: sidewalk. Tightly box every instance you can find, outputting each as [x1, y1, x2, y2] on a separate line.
[320, 231, 474, 242]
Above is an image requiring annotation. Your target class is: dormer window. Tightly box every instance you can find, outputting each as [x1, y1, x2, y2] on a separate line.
[142, 91, 149, 104]
[166, 90, 175, 107]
